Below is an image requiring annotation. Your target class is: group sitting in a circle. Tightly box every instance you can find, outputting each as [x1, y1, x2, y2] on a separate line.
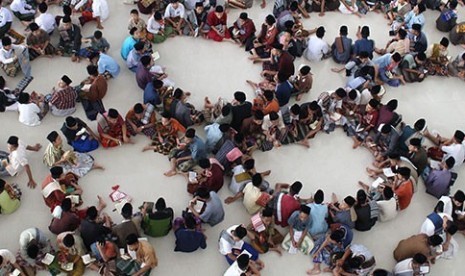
[1, 0, 465, 276]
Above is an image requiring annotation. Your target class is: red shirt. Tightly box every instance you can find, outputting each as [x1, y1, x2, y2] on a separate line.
[207, 11, 227, 29]
[275, 193, 300, 227]
[50, 86, 77, 110]
[395, 180, 414, 210]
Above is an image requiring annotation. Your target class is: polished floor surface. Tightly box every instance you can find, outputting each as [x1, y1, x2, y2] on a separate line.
[0, 1, 464, 275]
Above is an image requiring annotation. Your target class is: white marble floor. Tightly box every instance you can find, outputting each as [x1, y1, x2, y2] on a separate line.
[1, 1, 465, 275]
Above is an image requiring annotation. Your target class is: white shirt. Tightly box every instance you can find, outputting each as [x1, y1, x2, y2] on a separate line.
[92, 0, 110, 22]
[10, 0, 35, 14]
[393, 258, 414, 274]
[0, 7, 13, 27]
[419, 212, 450, 236]
[73, 0, 88, 11]
[377, 197, 398, 222]
[441, 143, 465, 169]
[218, 225, 244, 255]
[164, 3, 186, 19]
[147, 16, 164, 35]
[18, 102, 41, 126]
[6, 141, 28, 176]
[304, 36, 330, 62]
[0, 249, 16, 266]
[224, 260, 246, 276]
[35, 13, 56, 34]
[0, 44, 26, 64]
[359, 88, 373, 106]
[262, 112, 285, 132]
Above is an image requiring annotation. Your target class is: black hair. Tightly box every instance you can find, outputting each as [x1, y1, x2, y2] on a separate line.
[340, 25, 348, 36]
[133, 103, 144, 114]
[234, 225, 247, 239]
[126, 233, 139, 245]
[61, 198, 72, 212]
[265, 15, 276, 25]
[86, 206, 98, 220]
[198, 158, 211, 169]
[108, 108, 119, 119]
[27, 244, 39, 259]
[63, 234, 75, 247]
[94, 30, 103, 39]
[18, 93, 30, 104]
[314, 189, 324, 204]
[38, 2, 48, 13]
[252, 173, 263, 187]
[121, 203, 133, 219]
[86, 65, 98, 76]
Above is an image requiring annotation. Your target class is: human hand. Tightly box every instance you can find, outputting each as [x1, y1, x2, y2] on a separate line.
[224, 197, 235, 204]
[28, 180, 37, 189]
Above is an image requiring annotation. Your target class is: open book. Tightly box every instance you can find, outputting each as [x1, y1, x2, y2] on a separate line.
[41, 253, 55, 265]
[382, 168, 396, 178]
[371, 177, 385, 189]
[81, 254, 96, 265]
[10, 269, 21, 276]
[152, 51, 160, 61]
[66, 195, 80, 204]
[61, 262, 74, 271]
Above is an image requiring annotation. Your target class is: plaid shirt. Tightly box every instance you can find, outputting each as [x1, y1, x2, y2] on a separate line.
[50, 86, 76, 110]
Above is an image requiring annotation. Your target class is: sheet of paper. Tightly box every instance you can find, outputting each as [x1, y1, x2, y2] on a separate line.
[371, 177, 385, 188]
[41, 253, 55, 265]
[383, 168, 396, 178]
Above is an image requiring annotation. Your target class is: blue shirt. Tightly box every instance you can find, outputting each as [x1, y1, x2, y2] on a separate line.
[189, 136, 207, 161]
[374, 53, 392, 69]
[174, 228, 207, 252]
[204, 123, 223, 151]
[404, 11, 425, 29]
[287, 210, 312, 232]
[98, 54, 120, 77]
[353, 38, 374, 58]
[143, 82, 161, 106]
[425, 169, 452, 198]
[120, 36, 137, 60]
[307, 203, 328, 237]
[199, 191, 225, 226]
[275, 81, 293, 107]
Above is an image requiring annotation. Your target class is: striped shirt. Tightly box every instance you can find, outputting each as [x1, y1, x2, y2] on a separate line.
[50, 86, 76, 110]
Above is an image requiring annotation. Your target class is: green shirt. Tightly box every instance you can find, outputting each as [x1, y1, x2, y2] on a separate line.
[0, 190, 20, 214]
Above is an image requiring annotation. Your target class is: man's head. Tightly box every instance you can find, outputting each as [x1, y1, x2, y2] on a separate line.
[7, 136, 19, 150]
[50, 166, 64, 179]
[133, 103, 144, 119]
[339, 25, 348, 36]
[47, 131, 62, 146]
[408, 138, 422, 152]
[392, 52, 402, 63]
[356, 189, 367, 204]
[170, 0, 180, 8]
[214, 5, 224, 17]
[38, 2, 48, 13]
[63, 233, 75, 248]
[0, 179, 5, 193]
[396, 167, 411, 180]
[107, 108, 120, 124]
[29, 23, 41, 36]
[383, 186, 394, 200]
[397, 28, 407, 40]
[26, 243, 39, 259]
[196, 186, 211, 200]
[251, 173, 263, 187]
[86, 65, 99, 77]
[335, 88, 347, 99]
[412, 253, 428, 265]
[366, 99, 379, 112]
[86, 206, 98, 221]
[234, 91, 246, 103]
[453, 190, 465, 205]
[198, 158, 211, 170]
[61, 198, 72, 212]
[271, 43, 283, 56]
[299, 65, 311, 76]
[154, 11, 163, 21]
[130, 9, 139, 19]
[329, 229, 344, 243]
[185, 128, 196, 143]
[65, 116, 78, 129]
[1, 37, 12, 50]
[290, 181, 303, 195]
[444, 157, 455, 170]
[155, 197, 166, 211]
[414, 3, 426, 14]
[360, 26, 370, 38]
[141, 55, 152, 68]
[60, 75, 72, 88]
[261, 207, 274, 225]
[126, 233, 140, 251]
[233, 225, 247, 241]
[299, 204, 311, 221]
[386, 99, 398, 111]
[453, 130, 465, 143]
[343, 196, 356, 208]
[265, 15, 276, 26]
[62, 16, 72, 29]
[236, 254, 250, 271]
[411, 23, 422, 36]
[415, 52, 427, 64]
[253, 110, 264, 124]
[440, 37, 450, 50]
[314, 189, 324, 204]
[316, 26, 325, 38]
[195, 2, 204, 12]
[121, 203, 133, 219]
[239, 12, 248, 24]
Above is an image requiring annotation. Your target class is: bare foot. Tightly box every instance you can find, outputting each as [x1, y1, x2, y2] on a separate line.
[352, 140, 362, 149]
[97, 196, 107, 210]
[295, 93, 303, 101]
[261, 170, 271, 176]
[92, 163, 105, 170]
[164, 170, 177, 177]
[142, 145, 154, 152]
[306, 268, 321, 275]
[32, 143, 42, 151]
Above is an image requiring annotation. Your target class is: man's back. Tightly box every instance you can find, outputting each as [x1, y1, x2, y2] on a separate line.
[200, 191, 224, 226]
[112, 220, 139, 248]
[174, 228, 206, 252]
[80, 218, 111, 249]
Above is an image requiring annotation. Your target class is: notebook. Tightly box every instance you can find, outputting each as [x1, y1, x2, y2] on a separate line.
[383, 168, 396, 178]
[188, 171, 197, 182]
[61, 262, 74, 271]
[66, 195, 80, 204]
[152, 51, 160, 61]
[10, 269, 21, 276]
